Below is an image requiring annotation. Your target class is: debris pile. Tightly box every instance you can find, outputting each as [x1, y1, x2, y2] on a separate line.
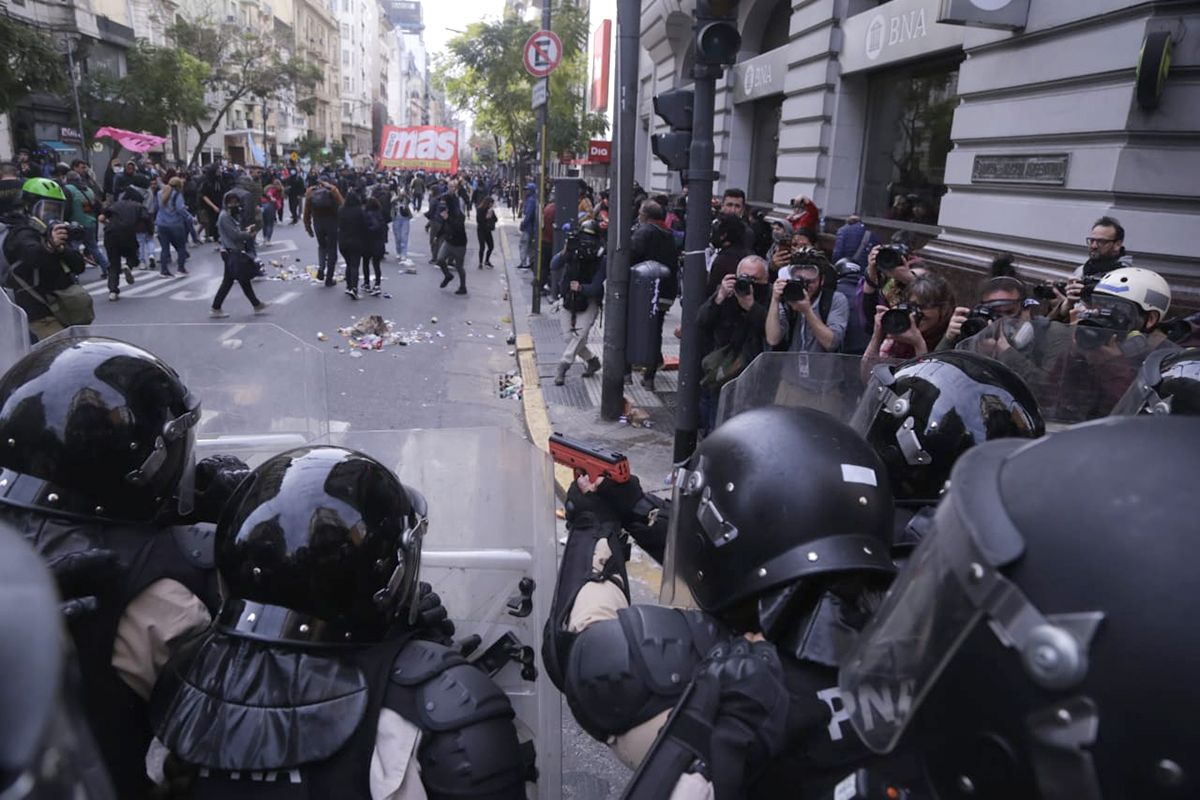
[498, 370, 523, 400]
[328, 314, 437, 351]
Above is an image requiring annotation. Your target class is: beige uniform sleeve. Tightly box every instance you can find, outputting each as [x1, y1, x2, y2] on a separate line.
[370, 708, 428, 800]
[669, 771, 716, 800]
[111, 578, 212, 700]
[565, 538, 630, 634]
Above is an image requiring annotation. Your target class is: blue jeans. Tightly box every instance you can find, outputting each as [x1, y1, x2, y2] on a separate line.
[260, 202, 276, 242]
[392, 215, 410, 258]
[157, 224, 189, 270]
[82, 225, 110, 273]
[137, 232, 157, 263]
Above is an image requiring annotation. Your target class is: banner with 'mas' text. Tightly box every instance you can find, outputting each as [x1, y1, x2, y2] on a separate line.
[379, 125, 458, 172]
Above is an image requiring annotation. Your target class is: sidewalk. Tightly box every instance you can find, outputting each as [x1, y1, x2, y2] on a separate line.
[496, 218, 680, 498]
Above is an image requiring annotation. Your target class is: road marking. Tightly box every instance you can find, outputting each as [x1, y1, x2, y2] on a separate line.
[271, 291, 301, 306]
[168, 277, 223, 302]
[259, 240, 297, 255]
[120, 275, 200, 299]
[218, 324, 246, 341]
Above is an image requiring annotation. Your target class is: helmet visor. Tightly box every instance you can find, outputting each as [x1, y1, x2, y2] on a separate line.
[399, 487, 428, 625]
[837, 496, 985, 753]
[31, 199, 65, 224]
[657, 466, 699, 608]
[848, 363, 894, 438]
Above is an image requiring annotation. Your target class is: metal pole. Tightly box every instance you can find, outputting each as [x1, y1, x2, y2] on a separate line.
[531, 0, 551, 315]
[64, 41, 89, 159]
[600, 0, 638, 420]
[672, 62, 720, 463]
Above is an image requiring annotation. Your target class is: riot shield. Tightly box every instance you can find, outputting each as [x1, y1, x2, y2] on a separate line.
[40, 323, 328, 462]
[317, 427, 561, 800]
[956, 318, 1175, 425]
[0, 287, 30, 376]
[715, 350, 900, 427]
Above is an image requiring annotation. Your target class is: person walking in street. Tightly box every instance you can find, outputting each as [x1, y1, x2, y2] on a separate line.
[477, 195, 497, 269]
[198, 167, 222, 242]
[285, 169, 305, 223]
[338, 190, 369, 300]
[262, 179, 284, 243]
[99, 188, 146, 301]
[363, 195, 387, 296]
[436, 204, 468, 295]
[409, 171, 425, 211]
[210, 192, 267, 317]
[155, 176, 190, 276]
[303, 177, 343, 286]
[60, 169, 111, 279]
[391, 185, 412, 263]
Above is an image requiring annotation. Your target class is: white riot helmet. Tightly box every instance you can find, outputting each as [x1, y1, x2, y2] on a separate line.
[1092, 267, 1171, 319]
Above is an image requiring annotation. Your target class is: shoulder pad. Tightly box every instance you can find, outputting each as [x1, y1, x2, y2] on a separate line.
[390, 639, 469, 686]
[618, 605, 727, 695]
[171, 523, 216, 569]
[417, 660, 514, 733]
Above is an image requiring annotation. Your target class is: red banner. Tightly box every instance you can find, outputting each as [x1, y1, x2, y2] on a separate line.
[589, 20, 612, 113]
[378, 125, 459, 172]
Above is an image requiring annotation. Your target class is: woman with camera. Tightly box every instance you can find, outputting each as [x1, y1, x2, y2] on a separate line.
[861, 274, 955, 379]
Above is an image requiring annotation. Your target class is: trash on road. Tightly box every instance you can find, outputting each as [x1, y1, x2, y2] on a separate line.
[332, 314, 436, 353]
[498, 370, 523, 400]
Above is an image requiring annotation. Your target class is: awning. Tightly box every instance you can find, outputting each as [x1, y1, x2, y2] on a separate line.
[40, 140, 77, 152]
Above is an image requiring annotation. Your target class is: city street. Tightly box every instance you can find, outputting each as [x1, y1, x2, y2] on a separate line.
[82, 216, 523, 435]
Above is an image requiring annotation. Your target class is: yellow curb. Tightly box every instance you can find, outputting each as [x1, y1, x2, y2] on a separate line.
[518, 331, 574, 496]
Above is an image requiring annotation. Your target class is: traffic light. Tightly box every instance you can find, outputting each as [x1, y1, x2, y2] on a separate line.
[651, 89, 694, 172]
[695, 0, 740, 65]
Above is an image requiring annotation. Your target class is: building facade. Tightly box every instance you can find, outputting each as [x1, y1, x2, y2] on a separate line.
[637, 0, 1200, 297]
[336, 0, 392, 163]
[297, 0, 343, 147]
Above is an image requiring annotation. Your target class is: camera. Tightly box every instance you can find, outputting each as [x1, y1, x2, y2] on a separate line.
[734, 276, 753, 297]
[781, 279, 810, 303]
[875, 245, 908, 273]
[881, 304, 923, 337]
[959, 306, 998, 340]
[47, 220, 87, 242]
[566, 230, 602, 262]
[1033, 276, 1098, 302]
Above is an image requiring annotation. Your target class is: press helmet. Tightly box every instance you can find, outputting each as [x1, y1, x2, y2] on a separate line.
[1092, 266, 1171, 320]
[850, 351, 1044, 506]
[21, 177, 66, 223]
[215, 446, 427, 645]
[0, 337, 201, 522]
[840, 416, 1200, 798]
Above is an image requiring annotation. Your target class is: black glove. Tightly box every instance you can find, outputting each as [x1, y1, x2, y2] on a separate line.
[564, 473, 647, 526]
[192, 454, 251, 523]
[694, 638, 790, 797]
[46, 548, 123, 622]
[411, 581, 456, 646]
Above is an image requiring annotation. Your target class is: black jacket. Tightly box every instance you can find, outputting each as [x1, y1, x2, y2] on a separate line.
[2, 219, 86, 322]
[101, 198, 149, 239]
[630, 222, 679, 299]
[442, 214, 468, 247]
[337, 204, 369, 254]
[705, 245, 751, 298]
[697, 291, 768, 373]
[363, 208, 387, 258]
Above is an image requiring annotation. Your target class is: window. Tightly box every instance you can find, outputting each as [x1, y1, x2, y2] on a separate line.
[343, 102, 351, 116]
[859, 59, 960, 225]
[342, 23, 349, 37]
[344, 76, 351, 92]
[343, 49, 349, 65]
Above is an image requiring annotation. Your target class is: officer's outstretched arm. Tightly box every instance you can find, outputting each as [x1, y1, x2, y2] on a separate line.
[566, 473, 671, 565]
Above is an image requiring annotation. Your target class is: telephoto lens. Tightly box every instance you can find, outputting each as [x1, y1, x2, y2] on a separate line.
[880, 306, 914, 337]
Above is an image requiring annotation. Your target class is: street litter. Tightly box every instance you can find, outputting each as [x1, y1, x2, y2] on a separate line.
[332, 314, 436, 352]
[498, 370, 523, 400]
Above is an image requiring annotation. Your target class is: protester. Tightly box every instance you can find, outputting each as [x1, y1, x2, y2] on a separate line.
[261, 178, 284, 243]
[60, 169, 111, 278]
[436, 203, 468, 295]
[304, 176, 343, 286]
[477, 195, 497, 268]
[99, 188, 146, 301]
[391, 184, 412, 263]
[338, 190, 369, 300]
[211, 191, 267, 317]
[628, 200, 680, 388]
[155, 176, 190, 275]
[363, 195, 387, 296]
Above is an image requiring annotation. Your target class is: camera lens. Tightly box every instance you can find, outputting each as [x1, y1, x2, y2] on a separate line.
[880, 307, 912, 337]
[875, 247, 904, 272]
[734, 277, 752, 297]
[960, 315, 989, 340]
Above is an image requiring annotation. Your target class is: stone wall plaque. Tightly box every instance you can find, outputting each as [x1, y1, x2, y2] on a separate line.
[971, 153, 1069, 186]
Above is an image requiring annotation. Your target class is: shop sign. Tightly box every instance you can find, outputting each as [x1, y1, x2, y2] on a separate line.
[587, 140, 611, 163]
[938, 0, 1030, 31]
[971, 153, 1069, 186]
[60, 127, 82, 142]
[841, 0, 970, 74]
[732, 47, 788, 104]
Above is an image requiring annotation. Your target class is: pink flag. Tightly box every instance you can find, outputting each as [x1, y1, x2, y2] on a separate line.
[93, 126, 169, 153]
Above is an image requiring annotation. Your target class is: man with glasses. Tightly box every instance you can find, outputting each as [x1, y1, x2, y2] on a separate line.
[1049, 216, 1134, 321]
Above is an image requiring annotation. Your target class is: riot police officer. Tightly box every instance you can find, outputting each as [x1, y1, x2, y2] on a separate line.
[0, 337, 217, 798]
[553, 218, 607, 385]
[150, 445, 529, 799]
[544, 406, 903, 797]
[850, 350, 1045, 549]
[839, 415, 1200, 799]
[1111, 347, 1200, 416]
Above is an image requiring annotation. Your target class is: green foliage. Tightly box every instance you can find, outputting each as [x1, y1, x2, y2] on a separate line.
[168, 16, 322, 165]
[0, 14, 67, 109]
[434, 3, 606, 164]
[81, 42, 208, 139]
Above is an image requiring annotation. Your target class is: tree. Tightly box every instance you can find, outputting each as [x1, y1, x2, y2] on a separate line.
[434, 4, 606, 166]
[168, 16, 322, 166]
[0, 14, 67, 110]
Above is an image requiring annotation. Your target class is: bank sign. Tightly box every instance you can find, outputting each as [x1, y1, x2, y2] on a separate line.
[841, 0, 995, 74]
[733, 47, 788, 104]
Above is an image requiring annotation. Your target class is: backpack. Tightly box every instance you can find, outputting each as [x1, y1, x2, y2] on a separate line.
[310, 187, 335, 211]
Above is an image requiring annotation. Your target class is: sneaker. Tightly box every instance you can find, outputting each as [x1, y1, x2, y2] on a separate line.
[316, 272, 325, 282]
[209, 308, 230, 318]
[253, 302, 269, 314]
[439, 274, 453, 289]
[108, 292, 119, 302]
[148, 257, 157, 271]
[160, 269, 173, 277]
[454, 286, 467, 295]
[345, 287, 359, 300]
[369, 285, 382, 297]
[123, 266, 135, 285]
[178, 264, 189, 275]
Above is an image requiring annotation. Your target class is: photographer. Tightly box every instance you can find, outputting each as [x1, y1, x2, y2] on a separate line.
[859, 239, 921, 327]
[939, 274, 1033, 350]
[765, 252, 847, 354]
[697, 255, 770, 430]
[1, 178, 87, 340]
[1047, 216, 1134, 321]
[553, 219, 607, 386]
[862, 274, 954, 373]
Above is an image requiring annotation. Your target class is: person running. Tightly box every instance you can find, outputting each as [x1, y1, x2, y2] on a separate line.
[436, 204, 468, 295]
[477, 195, 497, 269]
[210, 192, 267, 317]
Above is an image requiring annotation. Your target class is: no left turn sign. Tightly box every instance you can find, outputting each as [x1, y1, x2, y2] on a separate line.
[523, 30, 563, 78]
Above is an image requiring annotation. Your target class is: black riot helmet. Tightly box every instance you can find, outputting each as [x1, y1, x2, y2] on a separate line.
[1111, 347, 1200, 417]
[850, 351, 1044, 506]
[215, 446, 428, 646]
[665, 406, 895, 631]
[0, 337, 200, 523]
[841, 416, 1200, 799]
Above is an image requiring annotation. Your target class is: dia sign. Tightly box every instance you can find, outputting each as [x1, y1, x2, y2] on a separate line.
[588, 140, 611, 163]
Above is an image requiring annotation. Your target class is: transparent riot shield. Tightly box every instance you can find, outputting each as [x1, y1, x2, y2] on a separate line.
[715, 350, 900, 427]
[317, 428, 561, 800]
[0, 288, 30, 376]
[956, 318, 1173, 426]
[40, 324, 328, 463]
